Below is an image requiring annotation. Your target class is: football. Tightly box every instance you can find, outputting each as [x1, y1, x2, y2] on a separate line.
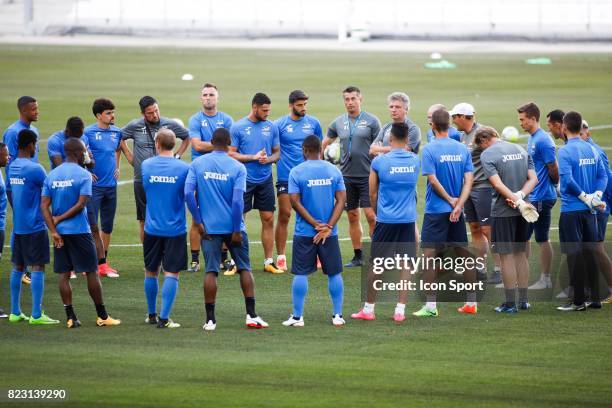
[324, 142, 341, 164]
[501, 126, 520, 142]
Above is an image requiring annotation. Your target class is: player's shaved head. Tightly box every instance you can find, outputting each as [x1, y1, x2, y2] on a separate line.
[302, 135, 321, 155]
[156, 128, 176, 151]
[212, 128, 231, 149]
[64, 137, 86, 163]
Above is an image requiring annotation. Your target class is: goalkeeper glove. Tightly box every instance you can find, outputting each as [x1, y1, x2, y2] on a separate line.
[579, 191, 607, 212]
[515, 199, 539, 223]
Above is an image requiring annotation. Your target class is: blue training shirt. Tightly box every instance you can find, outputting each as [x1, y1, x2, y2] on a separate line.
[421, 137, 474, 214]
[142, 156, 189, 237]
[527, 128, 557, 202]
[288, 159, 345, 237]
[188, 111, 233, 160]
[3, 120, 40, 191]
[186, 151, 247, 235]
[275, 114, 323, 182]
[0, 172, 6, 231]
[84, 125, 122, 187]
[42, 162, 92, 235]
[559, 137, 608, 213]
[8, 158, 46, 234]
[427, 127, 461, 143]
[47, 131, 91, 169]
[371, 149, 420, 224]
[230, 117, 280, 184]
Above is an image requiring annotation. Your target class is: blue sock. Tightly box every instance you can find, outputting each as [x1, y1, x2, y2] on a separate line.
[159, 276, 179, 320]
[328, 273, 344, 316]
[10, 269, 23, 315]
[144, 276, 159, 315]
[30, 271, 44, 319]
[292, 275, 309, 318]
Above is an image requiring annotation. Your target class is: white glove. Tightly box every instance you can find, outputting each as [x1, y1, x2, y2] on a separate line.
[514, 190, 525, 201]
[515, 199, 539, 223]
[83, 151, 91, 165]
[579, 191, 607, 212]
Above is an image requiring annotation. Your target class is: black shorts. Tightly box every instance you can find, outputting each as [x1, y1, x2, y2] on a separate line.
[421, 213, 468, 249]
[526, 199, 556, 243]
[134, 181, 146, 221]
[596, 212, 609, 242]
[12, 230, 50, 266]
[143, 232, 187, 273]
[244, 177, 275, 212]
[559, 210, 598, 254]
[54, 233, 98, 274]
[344, 177, 370, 211]
[291, 235, 342, 276]
[86, 186, 118, 233]
[491, 216, 529, 254]
[276, 181, 289, 196]
[0, 230, 5, 254]
[463, 187, 493, 226]
[371, 222, 417, 259]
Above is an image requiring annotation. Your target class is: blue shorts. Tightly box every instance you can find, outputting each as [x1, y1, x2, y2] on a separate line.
[53, 233, 97, 274]
[371, 222, 417, 259]
[559, 210, 598, 254]
[526, 199, 556, 243]
[12, 230, 50, 267]
[276, 181, 289, 196]
[143, 232, 187, 273]
[202, 232, 251, 274]
[87, 186, 118, 233]
[244, 177, 275, 212]
[596, 212, 609, 242]
[421, 213, 468, 249]
[291, 235, 342, 276]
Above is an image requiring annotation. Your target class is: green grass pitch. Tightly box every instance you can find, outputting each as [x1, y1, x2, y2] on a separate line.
[0, 44, 611, 407]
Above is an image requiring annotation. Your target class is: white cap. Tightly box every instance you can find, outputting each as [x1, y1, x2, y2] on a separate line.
[582, 119, 589, 129]
[449, 103, 475, 116]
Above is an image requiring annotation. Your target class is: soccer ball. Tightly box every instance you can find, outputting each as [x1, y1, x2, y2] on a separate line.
[501, 126, 520, 142]
[324, 143, 341, 164]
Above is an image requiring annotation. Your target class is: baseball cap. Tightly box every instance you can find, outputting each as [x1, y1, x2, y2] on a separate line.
[449, 103, 475, 116]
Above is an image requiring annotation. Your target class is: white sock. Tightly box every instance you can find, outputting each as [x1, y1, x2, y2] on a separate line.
[466, 302, 477, 307]
[264, 258, 273, 265]
[363, 302, 375, 314]
[543, 274, 551, 282]
[395, 303, 405, 315]
[426, 301, 437, 310]
[277, 254, 286, 260]
[494, 267, 501, 273]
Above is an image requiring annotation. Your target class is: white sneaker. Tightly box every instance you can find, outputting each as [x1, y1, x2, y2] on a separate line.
[246, 314, 269, 329]
[203, 320, 216, 331]
[528, 276, 552, 290]
[106, 270, 120, 278]
[282, 315, 304, 327]
[332, 314, 346, 326]
[159, 319, 181, 329]
[70, 271, 77, 279]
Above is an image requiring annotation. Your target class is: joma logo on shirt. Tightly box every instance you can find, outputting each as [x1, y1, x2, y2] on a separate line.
[390, 166, 415, 174]
[502, 153, 523, 162]
[440, 155, 462, 163]
[579, 158, 596, 166]
[149, 175, 178, 183]
[51, 179, 75, 188]
[307, 178, 332, 187]
[203, 172, 229, 181]
[10, 178, 25, 185]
